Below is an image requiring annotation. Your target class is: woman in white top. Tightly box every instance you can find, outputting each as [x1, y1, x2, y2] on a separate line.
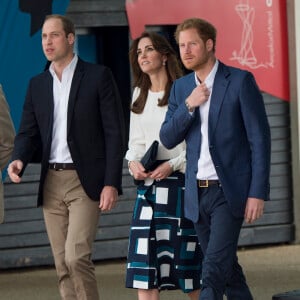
[125, 31, 202, 300]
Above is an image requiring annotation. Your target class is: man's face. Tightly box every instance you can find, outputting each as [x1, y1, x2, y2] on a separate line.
[178, 28, 210, 72]
[41, 18, 74, 63]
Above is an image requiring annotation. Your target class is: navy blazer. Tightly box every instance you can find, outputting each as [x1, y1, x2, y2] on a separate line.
[13, 58, 125, 206]
[160, 61, 271, 222]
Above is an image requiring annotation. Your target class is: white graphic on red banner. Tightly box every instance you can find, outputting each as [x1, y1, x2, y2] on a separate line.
[126, 0, 289, 101]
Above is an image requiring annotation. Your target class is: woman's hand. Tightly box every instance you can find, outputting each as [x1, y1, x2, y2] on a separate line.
[150, 161, 173, 181]
[128, 160, 149, 180]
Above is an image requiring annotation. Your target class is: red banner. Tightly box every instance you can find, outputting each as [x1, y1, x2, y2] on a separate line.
[126, 0, 289, 101]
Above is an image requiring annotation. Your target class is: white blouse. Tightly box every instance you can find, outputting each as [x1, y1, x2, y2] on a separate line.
[125, 87, 186, 173]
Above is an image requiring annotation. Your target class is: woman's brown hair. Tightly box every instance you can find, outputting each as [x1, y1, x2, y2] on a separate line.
[129, 31, 183, 114]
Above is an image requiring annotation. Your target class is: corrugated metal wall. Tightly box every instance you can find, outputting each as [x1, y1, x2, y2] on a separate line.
[0, 0, 294, 270]
[0, 94, 294, 269]
[239, 94, 294, 245]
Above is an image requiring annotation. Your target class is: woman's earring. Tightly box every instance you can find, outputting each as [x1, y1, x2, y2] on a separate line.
[163, 61, 166, 66]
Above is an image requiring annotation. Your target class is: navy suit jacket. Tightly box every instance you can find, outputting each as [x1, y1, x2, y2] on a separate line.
[160, 61, 271, 222]
[13, 58, 125, 206]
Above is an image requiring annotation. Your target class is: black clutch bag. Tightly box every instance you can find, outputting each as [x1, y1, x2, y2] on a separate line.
[140, 140, 159, 172]
[133, 140, 159, 186]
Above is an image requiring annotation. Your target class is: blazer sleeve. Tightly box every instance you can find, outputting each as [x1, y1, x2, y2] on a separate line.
[240, 72, 271, 199]
[12, 79, 43, 166]
[160, 80, 195, 149]
[98, 68, 125, 190]
[0, 85, 15, 170]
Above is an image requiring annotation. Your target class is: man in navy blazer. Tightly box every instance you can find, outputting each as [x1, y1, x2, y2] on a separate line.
[8, 15, 125, 300]
[160, 18, 270, 300]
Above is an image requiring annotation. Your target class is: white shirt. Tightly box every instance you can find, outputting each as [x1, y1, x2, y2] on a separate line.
[48, 55, 78, 163]
[196, 60, 219, 180]
[125, 87, 186, 173]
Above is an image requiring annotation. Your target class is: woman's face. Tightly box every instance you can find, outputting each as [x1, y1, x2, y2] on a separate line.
[137, 37, 166, 76]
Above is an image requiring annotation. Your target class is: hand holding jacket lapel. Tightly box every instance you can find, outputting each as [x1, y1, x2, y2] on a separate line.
[208, 65, 230, 140]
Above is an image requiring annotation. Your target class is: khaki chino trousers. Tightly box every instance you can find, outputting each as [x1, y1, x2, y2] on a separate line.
[43, 169, 100, 300]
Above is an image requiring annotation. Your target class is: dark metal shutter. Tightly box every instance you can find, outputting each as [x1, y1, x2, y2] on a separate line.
[239, 93, 294, 246]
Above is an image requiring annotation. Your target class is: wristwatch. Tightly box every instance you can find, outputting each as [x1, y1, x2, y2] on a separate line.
[185, 99, 195, 112]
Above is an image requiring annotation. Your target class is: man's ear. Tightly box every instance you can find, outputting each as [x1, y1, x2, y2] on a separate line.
[206, 39, 214, 52]
[67, 33, 75, 45]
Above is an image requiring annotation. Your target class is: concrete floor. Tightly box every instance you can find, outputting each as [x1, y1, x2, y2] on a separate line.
[0, 244, 300, 300]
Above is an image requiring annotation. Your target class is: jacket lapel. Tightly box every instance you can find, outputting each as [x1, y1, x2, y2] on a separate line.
[208, 62, 230, 139]
[44, 72, 54, 113]
[67, 59, 84, 133]
[44, 73, 54, 145]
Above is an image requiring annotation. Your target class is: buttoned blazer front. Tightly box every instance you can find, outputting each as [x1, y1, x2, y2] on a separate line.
[12, 58, 125, 206]
[0, 85, 15, 223]
[160, 61, 271, 222]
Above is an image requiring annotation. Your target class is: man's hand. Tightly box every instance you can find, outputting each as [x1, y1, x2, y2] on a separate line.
[7, 160, 23, 183]
[185, 83, 210, 110]
[244, 197, 264, 224]
[99, 185, 118, 212]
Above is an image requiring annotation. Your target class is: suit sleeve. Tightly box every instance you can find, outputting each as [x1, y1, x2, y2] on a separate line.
[98, 68, 125, 191]
[240, 72, 271, 199]
[160, 80, 194, 149]
[12, 80, 42, 166]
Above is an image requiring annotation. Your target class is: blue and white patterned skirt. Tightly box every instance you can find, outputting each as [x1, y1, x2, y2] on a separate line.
[126, 172, 202, 292]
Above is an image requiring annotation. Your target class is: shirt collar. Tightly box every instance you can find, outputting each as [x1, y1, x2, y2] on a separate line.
[49, 54, 78, 77]
[194, 59, 219, 89]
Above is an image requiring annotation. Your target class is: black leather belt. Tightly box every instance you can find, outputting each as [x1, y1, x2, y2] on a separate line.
[48, 163, 75, 171]
[198, 179, 220, 188]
